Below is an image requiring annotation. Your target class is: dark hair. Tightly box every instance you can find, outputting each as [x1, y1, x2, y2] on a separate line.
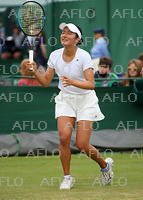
[13, 25, 21, 32]
[138, 52, 143, 61]
[40, 31, 46, 43]
[99, 56, 113, 68]
[74, 24, 83, 45]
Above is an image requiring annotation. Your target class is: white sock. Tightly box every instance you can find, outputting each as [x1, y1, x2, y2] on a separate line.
[64, 175, 71, 179]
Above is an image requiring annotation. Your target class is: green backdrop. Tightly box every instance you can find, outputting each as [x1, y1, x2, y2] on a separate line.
[0, 86, 142, 134]
[45, 0, 143, 74]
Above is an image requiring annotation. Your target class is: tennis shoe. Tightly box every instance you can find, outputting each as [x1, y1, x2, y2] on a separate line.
[59, 176, 75, 190]
[101, 157, 114, 186]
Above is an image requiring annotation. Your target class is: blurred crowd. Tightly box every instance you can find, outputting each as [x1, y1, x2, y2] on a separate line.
[90, 27, 143, 87]
[0, 23, 48, 86]
[0, 24, 142, 87]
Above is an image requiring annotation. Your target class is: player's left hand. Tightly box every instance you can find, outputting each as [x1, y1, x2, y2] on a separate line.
[61, 76, 74, 87]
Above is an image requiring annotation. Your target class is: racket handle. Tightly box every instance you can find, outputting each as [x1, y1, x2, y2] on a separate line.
[29, 50, 33, 71]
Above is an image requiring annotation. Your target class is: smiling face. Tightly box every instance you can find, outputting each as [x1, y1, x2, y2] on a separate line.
[60, 27, 79, 47]
[128, 63, 138, 77]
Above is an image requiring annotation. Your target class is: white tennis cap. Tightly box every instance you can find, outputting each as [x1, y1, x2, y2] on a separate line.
[59, 22, 81, 39]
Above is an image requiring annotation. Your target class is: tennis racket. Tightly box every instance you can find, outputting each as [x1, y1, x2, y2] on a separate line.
[18, 1, 46, 70]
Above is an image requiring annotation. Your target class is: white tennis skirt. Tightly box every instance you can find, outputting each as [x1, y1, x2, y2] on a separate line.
[55, 90, 105, 122]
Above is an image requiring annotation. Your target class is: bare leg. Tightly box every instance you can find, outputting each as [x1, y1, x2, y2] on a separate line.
[58, 116, 75, 175]
[76, 120, 107, 169]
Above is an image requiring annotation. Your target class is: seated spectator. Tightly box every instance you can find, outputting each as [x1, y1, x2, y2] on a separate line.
[138, 52, 143, 76]
[0, 44, 1, 58]
[18, 59, 41, 86]
[0, 28, 4, 58]
[122, 59, 142, 86]
[35, 31, 48, 72]
[1, 25, 24, 59]
[94, 56, 119, 87]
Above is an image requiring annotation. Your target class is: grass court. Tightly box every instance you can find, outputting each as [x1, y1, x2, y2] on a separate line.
[0, 151, 143, 200]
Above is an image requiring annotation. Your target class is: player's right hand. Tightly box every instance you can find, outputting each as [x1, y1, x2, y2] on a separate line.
[27, 60, 38, 75]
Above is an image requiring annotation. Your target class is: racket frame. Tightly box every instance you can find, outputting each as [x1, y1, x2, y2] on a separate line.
[18, 1, 46, 70]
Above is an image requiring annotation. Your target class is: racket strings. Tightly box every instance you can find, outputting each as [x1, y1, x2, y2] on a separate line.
[19, 3, 44, 35]
[24, 17, 43, 28]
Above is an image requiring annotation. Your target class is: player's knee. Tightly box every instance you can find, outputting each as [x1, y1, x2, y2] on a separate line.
[76, 141, 88, 151]
[59, 134, 70, 147]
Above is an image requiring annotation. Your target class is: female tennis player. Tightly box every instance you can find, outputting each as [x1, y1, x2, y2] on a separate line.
[27, 22, 114, 189]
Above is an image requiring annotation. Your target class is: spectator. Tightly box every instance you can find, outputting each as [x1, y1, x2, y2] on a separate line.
[13, 25, 24, 48]
[138, 52, 143, 66]
[0, 28, 4, 58]
[18, 59, 41, 86]
[90, 27, 110, 73]
[122, 59, 142, 86]
[1, 25, 24, 59]
[35, 31, 48, 72]
[94, 56, 119, 87]
[0, 44, 1, 58]
[138, 52, 143, 76]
